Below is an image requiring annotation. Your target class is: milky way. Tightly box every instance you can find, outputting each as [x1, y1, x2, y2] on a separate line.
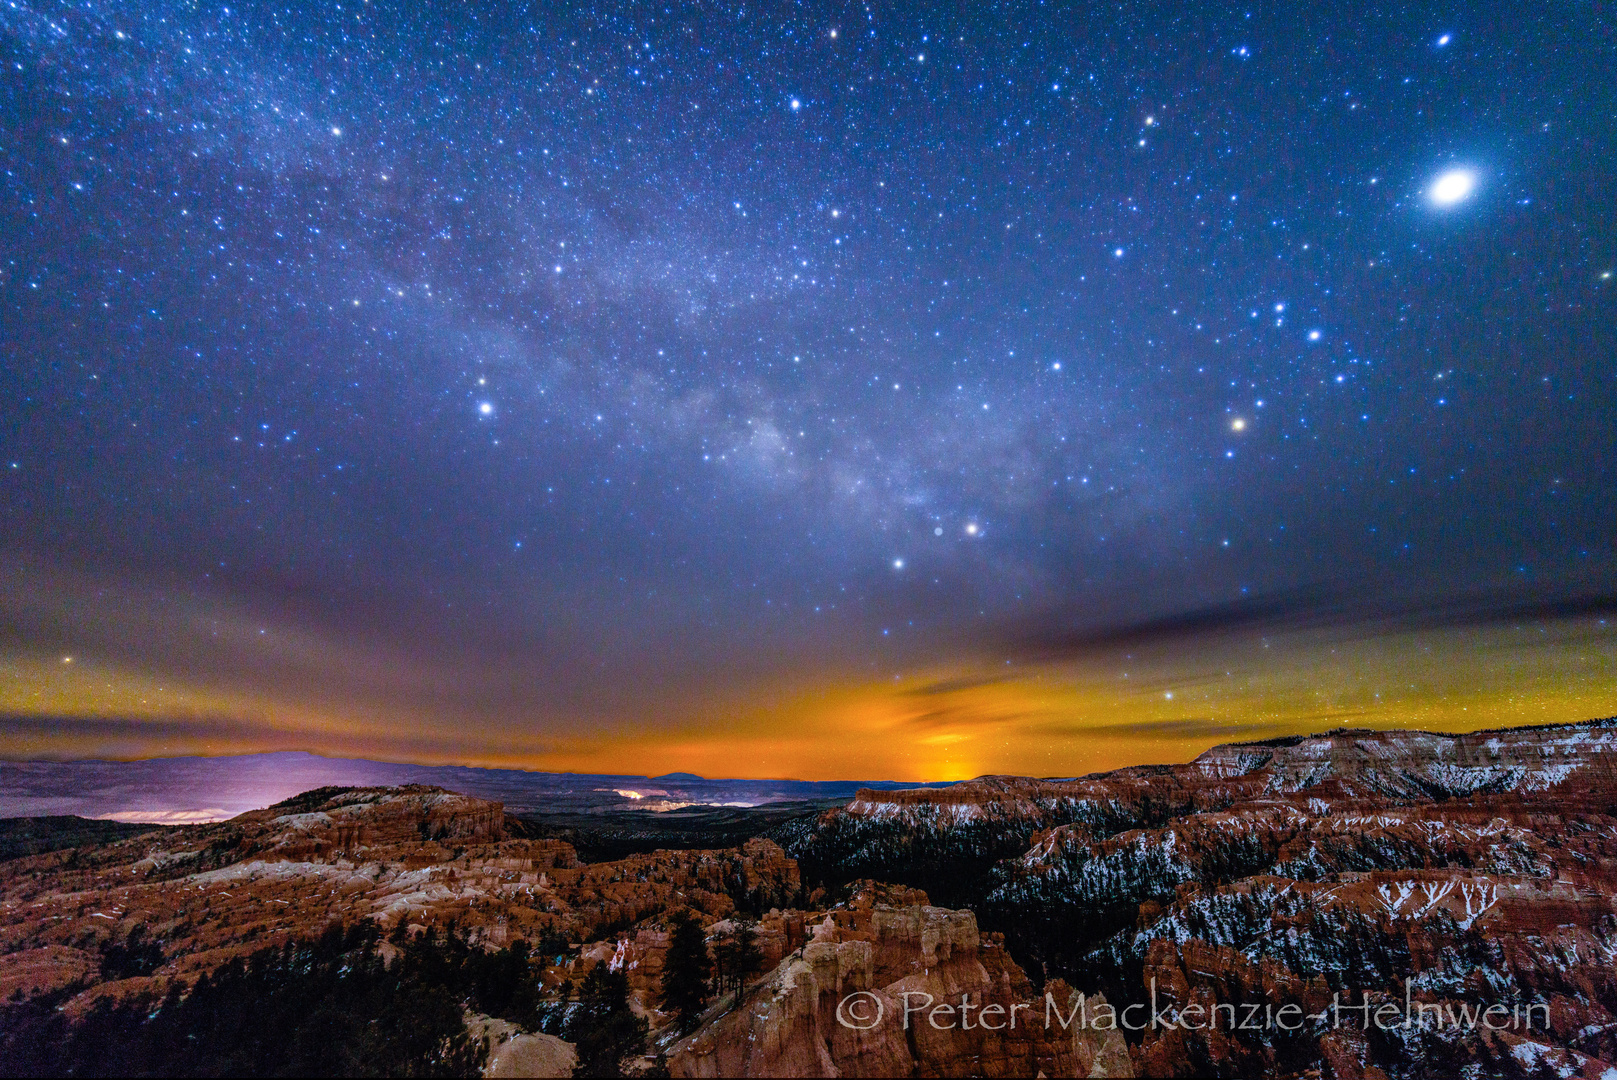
[2, 2, 1613, 774]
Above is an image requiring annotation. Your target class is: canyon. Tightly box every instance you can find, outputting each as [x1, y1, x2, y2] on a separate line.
[791, 720, 1617, 1077]
[3, 718, 1616, 1077]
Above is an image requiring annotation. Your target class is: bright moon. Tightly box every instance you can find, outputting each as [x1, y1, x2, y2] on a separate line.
[1429, 169, 1476, 206]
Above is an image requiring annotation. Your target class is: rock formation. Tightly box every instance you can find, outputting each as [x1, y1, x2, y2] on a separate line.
[0, 785, 799, 1012]
[792, 719, 1617, 1077]
[666, 883, 1131, 1078]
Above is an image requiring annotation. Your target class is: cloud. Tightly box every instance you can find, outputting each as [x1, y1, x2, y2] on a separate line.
[1009, 585, 1617, 659]
[1035, 713, 1372, 742]
[903, 674, 1013, 697]
[0, 713, 275, 746]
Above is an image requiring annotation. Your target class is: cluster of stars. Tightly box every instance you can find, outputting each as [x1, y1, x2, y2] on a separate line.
[0, 0, 1609, 729]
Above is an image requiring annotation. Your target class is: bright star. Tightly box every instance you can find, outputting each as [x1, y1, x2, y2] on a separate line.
[1231, 418, 1247, 432]
[1429, 169, 1476, 206]
[478, 402, 494, 415]
[892, 558, 905, 570]
[1437, 34, 1451, 46]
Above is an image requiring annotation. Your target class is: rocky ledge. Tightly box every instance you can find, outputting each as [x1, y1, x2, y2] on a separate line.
[666, 883, 1131, 1078]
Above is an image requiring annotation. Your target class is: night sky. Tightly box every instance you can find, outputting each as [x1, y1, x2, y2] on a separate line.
[3, 2, 1614, 779]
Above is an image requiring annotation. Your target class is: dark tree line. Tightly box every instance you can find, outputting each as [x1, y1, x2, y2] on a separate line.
[0, 922, 552, 1078]
[0, 909, 777, 1077]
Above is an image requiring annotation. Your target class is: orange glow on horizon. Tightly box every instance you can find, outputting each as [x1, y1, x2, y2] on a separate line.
[3, 617, 1613, 782]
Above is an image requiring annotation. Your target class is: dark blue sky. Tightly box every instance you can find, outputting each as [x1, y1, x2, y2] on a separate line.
[2, 1, 1613, 770]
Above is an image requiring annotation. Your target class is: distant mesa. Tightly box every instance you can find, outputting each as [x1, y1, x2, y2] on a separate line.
[651, 772, 706, 781]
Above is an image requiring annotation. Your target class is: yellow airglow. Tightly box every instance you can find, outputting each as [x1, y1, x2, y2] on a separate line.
[2, 617, 1612, 781]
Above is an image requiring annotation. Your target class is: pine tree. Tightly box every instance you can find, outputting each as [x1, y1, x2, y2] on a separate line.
[659, 909, 712, 1031]
[568, 964, 645, 1077]
[713, 921, 765, 1000]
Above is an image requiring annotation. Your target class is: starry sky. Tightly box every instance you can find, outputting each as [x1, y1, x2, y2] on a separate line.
[2, 1, 1614, 780]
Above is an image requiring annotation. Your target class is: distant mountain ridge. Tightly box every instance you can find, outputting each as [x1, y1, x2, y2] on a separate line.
[0, 749, 956, 822]
[838, 717, 1617, 829]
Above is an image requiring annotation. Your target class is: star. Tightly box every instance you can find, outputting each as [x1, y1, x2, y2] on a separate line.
[1429, 169, 1477, 206]
[2, 0, 1605, 782]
